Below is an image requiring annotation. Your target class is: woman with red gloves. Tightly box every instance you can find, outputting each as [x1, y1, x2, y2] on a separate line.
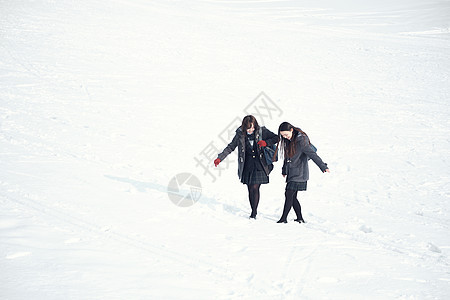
[276, 121, 330, 223]
[214, 115, 279, 219]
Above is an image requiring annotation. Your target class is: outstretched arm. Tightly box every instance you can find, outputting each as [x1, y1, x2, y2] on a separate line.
[217, 132, 239, 162]
[300, 136, 329, 173]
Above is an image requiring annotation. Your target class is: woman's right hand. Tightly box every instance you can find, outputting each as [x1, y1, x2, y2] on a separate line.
[214, 158, 221, 167]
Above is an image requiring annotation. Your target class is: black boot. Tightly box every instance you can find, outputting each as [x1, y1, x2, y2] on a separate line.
[294, 218, 305, 223]
[277, 219, 287, 223]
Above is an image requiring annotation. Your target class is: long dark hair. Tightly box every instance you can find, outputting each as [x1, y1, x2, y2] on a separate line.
[274, 121, 310, 159]
[241, 115, 260, 133]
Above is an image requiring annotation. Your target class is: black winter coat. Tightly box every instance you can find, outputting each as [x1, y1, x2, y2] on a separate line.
[282, 133, 328, 183]
[218, 126, 279, 179]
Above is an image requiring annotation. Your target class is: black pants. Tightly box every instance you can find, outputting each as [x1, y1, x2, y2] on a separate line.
[247, 184, 260, 218]
[279, 189, 303, 222]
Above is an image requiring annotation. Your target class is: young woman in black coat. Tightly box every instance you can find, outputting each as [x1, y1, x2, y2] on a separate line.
[276, 122, 330, 223]
[214, 115, 279, 219]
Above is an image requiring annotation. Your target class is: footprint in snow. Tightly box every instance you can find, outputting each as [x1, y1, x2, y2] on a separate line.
[359, 224, 373, 233]
[427, 243, 441, 253]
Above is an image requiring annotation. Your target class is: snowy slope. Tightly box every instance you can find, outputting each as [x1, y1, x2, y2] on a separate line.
[1, 0, 450, 299]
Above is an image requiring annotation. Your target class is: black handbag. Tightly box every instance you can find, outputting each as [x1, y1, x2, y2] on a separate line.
[258, 127, 278, 165]
[263, 143, 278, 165]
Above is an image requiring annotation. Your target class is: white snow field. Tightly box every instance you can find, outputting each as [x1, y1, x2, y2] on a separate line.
[1, 0, 450, 299]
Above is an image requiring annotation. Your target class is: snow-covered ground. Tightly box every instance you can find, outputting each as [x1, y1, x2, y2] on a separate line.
[1, 0, 450, 299]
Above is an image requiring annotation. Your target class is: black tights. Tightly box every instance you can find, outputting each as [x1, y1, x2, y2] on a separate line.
[279, 189, 303, 222]
[247, 184, 261, 218]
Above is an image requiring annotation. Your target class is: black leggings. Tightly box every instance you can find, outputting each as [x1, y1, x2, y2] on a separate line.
[279, 189, 303, 222]
[247, 184, 261, 218]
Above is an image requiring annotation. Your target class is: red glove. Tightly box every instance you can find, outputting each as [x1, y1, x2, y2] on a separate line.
[214, 158, 221, 167]
[257, 140, 267, 147]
